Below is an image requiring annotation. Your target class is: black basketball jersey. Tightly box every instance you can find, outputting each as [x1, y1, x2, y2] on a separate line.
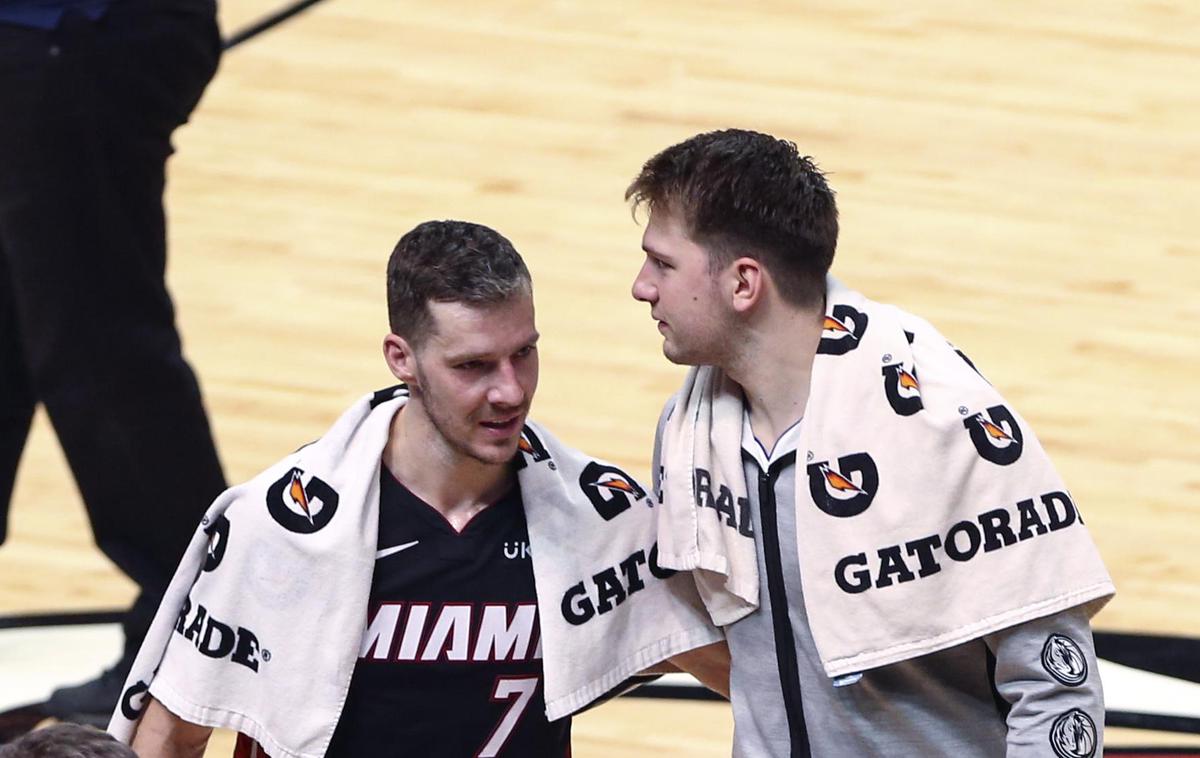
[324, 467, 571, 757]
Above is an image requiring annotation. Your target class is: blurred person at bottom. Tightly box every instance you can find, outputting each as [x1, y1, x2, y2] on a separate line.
[0, 723, 136, 758]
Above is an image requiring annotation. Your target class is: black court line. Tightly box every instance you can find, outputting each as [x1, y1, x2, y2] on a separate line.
[1106, 751, 1200, 757]
[628, 683, 724, 701]
[1096, 631, 1200, 684]
[1108, 712, 1200, 735]
[0, 610, 123, 630]
[1104, 748, 1200, 753]
[222, 0, 329, 51]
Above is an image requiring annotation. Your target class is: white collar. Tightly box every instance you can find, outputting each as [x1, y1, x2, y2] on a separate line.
[741, 410, 803, 470]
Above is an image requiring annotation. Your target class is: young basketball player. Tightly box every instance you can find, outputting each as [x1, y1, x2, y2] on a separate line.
[628, 129, 1113, 757]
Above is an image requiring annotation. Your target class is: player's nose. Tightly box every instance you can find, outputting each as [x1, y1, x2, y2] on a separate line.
[488, 360, 526, 407]
[631, 261, 657, 303]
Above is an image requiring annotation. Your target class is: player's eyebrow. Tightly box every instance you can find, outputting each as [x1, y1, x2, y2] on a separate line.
[642, 242, 671, 260]
[446, 332, 539, 364]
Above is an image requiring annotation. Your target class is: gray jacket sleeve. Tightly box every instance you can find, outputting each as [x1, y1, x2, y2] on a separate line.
[983, 606, 1104, 758]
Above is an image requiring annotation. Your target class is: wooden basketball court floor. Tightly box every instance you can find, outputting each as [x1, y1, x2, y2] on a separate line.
[2, 0, 1199, 753]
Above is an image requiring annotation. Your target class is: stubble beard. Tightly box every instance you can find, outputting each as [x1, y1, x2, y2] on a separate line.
[417, 379, 517, 468]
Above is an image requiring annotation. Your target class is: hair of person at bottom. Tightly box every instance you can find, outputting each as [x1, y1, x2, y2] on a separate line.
[0, 724, 137, 758]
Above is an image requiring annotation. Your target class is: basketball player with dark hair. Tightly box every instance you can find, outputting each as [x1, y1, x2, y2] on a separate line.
[628, 129, 1113, 757]
[119, 220, 726, 758]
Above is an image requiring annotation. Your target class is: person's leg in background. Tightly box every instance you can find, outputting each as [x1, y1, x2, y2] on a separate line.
[0, 2, 226, 721]
[0, 241, 37, 550]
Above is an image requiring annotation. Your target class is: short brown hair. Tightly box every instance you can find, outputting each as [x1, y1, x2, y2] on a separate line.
[0, 724, 136, 758]
[626, 129, 838, 308]
[387, 220, 531, 344]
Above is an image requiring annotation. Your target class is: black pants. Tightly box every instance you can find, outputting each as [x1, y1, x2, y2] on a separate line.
[0, 2, 226, 659]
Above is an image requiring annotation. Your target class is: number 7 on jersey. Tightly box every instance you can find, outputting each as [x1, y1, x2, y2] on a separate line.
[476, 676, 540, 758]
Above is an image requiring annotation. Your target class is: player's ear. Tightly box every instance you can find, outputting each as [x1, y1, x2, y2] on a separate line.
[729, 257, 765, 314]
[383, 333, 419, 387]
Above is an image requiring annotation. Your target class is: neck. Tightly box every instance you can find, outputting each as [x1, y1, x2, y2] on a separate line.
[383, 403, 513, 530]
[724, 300, 825, 452]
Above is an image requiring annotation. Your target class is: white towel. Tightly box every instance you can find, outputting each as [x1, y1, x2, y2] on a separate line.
[658, 276, 1114, 678]
[109, 386, 720, 757]
[657, 369, 759, 627]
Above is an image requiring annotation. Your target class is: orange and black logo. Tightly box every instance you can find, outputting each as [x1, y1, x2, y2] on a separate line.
[515, 425, 551, 468]
[882, 362, 923, 416]
[806, 453, 878, 518]
[963, 405, 1023, 465]
[202, 514, 230, 573]
[817, 305, 868, 356]
[580, 462, 646, 521]
[266, 467, 339, 533]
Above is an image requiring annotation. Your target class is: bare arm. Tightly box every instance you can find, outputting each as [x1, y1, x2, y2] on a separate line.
[643, 641, 731, 699]
[130, 696, 213, 758]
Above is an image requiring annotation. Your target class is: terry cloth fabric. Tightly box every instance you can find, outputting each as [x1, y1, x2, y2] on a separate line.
[657, 275, 1114, 678]
[108, 386, 720, 758]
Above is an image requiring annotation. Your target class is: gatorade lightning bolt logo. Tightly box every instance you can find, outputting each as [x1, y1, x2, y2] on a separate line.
[202, 514, 231, 573]
[963, 405, 1023, 465]
[1050, 709, 1097, 758]
[817, 305, 869, 356]
[580, 462, 646, 521]
[882, 362, 923, 416]
[806, 453, 878, 518]
[120, 680, 150, 720]
[516, 426, 551, 466]
[265, 467, 340, 533]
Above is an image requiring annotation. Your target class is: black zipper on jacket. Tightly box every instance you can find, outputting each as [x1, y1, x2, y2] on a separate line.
[747, 449, 812, 758]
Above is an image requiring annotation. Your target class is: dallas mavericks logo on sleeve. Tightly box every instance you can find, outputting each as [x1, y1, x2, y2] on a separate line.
[962, 405, 1023, 465]
[817, 305, 868, 355]
[266, 468, 339, 533]
[1050, 708, 1097, 758]
[1041, 634, 1088, 686]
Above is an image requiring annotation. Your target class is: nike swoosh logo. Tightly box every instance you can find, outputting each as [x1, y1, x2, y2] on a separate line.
[375, 540, 420, 559]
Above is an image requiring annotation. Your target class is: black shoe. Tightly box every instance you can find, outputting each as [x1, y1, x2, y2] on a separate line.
[42, 658, 132, 727]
